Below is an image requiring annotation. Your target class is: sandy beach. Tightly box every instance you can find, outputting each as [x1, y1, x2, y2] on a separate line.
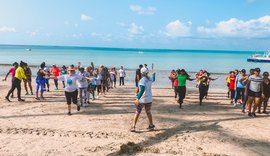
[0, 76, 269, 156]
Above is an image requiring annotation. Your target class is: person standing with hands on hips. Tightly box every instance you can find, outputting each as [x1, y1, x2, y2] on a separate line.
[131, 63, 155, 132]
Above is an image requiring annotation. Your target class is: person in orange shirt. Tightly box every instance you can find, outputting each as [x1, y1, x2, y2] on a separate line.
[50, 64, 61, 90]
[169, 70, 177, 89]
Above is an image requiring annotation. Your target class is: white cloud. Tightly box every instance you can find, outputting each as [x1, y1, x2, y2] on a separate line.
[128, 23, 144, 35]
[164, 20, 192, 38]
[0, 26, 16, 32]
[130, 4, 157, 15]
[197, 15, 270, 38]
[80, 14, 92, 21]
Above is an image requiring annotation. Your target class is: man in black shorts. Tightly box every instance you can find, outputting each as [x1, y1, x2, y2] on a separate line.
[135, 64, 143, 95]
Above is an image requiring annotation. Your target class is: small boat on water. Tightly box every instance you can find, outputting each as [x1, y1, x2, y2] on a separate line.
[26, 48, 31, 51]
[247, 51, 270, 63]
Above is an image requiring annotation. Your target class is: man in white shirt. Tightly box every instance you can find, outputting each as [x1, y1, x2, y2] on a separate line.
[118, 66, 126, 86]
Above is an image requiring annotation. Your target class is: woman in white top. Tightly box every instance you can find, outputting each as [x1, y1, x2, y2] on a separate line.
[131, 64, 156, 132]
[56, 66, 94, 115]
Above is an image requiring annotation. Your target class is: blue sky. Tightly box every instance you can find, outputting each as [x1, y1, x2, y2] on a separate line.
[0, 0, 270, 50]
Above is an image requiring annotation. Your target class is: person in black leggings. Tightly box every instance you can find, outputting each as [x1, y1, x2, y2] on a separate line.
[6, 61, 27, 102]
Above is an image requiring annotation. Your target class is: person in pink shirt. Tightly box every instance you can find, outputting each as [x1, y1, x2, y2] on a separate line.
[50, 64, 61, 90]
[2, 62, 19, 98]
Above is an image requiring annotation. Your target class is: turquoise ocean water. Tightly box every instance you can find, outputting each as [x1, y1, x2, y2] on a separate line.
[0, 45, 269, 89]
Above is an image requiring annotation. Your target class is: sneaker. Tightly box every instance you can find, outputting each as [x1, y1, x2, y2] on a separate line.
[242, 109, 246, 113]
[47, 89, 50, 92]
[54, 87, 58, 90]
[77, 105, 80, 111]
[248, 112, 252, 117]
[67, 112, 72, 116]
[25, 92, 29, 95]
[233, 102, 237, 107]
[18, 99, 25, 102]
[251, 112, 257, 117]
[11, 95, 14, 98]
[87, 101, 90, 104]
[31, 92, 34, 95]
[5, 96, 11, 102]
[147, 125, 155, 131]
[35, 97, 40, 100]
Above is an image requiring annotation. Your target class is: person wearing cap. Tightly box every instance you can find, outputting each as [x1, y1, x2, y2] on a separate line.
[55, 66, 93, 115]
[2, 62, 19, 98]
[246, 68, 263, 117]
[5, 61, 27, 102]
[50, 64, 61, 90]
[131, 66, 156, 132]
[234, 69, 247, 107]
[77, 66, 90, 107]
[175, 69, 195, 108]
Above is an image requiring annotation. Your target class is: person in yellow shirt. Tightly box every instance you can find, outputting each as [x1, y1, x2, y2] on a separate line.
[6, 61, 27, 102]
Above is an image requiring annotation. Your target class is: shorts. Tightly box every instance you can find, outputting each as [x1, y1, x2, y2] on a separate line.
[26, 78, 32, 82]
[227, 83, 230, 87]
[65, 90, 78, 105]
[248, 89, 262, 98]
[136, 102, 152, 114]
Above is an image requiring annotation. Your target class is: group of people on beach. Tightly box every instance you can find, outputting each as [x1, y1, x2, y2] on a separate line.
[169, 67, 269, 117]
[3, 61, 128, 115]
[226, 68, 269, 117]
[169, 69, 217, 108]
[3, 61, 156, 132]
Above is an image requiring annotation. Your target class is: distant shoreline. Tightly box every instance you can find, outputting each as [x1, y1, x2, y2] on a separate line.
[0, 44, 263, 53]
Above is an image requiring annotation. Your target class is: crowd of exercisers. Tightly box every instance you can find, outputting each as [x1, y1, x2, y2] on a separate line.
[169, 68, 269, 117]
[2, 61, 269, 132]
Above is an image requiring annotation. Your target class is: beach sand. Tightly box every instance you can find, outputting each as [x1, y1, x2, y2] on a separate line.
[0, 77, 269, 156]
